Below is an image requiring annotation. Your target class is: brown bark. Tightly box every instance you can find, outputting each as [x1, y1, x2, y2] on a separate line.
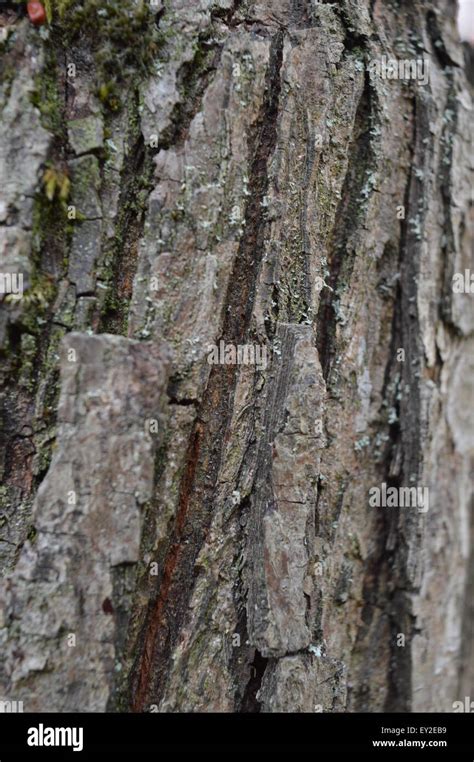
[0, 0, 472, 713]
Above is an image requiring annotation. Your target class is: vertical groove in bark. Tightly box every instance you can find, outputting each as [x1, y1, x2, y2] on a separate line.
[316, 70, 375, 384]
[240, 650, 269, 712]
[383, 94, 418, 713]
[98, 110, 151, 336]
[130, 30, 284, 712]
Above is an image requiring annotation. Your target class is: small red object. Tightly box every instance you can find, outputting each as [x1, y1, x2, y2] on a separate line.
[27, 1, 46, 26]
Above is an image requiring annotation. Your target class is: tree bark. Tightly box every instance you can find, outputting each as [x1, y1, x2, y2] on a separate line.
[0, 0, 472, 713]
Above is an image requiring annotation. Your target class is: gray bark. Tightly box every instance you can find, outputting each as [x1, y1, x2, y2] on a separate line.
[0, 0, 472, 713]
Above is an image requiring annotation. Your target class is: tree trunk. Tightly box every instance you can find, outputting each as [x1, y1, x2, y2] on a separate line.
[0, 0, 472, 713]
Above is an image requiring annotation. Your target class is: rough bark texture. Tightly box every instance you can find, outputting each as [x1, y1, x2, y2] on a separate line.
[0, 0, 472, 713]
